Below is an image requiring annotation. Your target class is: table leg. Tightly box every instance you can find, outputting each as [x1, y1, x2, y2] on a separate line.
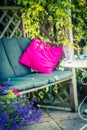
[70, 68, 78, 112]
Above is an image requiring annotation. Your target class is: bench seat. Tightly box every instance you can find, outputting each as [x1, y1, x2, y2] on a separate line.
[0, 70, 72, 94]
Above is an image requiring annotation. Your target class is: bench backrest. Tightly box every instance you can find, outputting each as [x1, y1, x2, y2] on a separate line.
[0, 37, 31, 81]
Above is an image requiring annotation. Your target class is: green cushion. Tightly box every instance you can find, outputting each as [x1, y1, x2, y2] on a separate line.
[0, 70, 73, 91]
[0, 37, 31, 80]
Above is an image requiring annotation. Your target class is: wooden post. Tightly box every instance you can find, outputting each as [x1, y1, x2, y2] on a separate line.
[68, 15, 78, 111]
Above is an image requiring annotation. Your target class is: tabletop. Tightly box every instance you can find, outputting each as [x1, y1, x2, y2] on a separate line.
[60, 59, 87, 68]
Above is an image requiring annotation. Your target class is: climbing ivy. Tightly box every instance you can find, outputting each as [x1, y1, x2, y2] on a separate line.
[1, 0, 86, 46]
[21, 2, 47, 39]
[17, 0, 72, 44]
[72, 0, 87, 46]
[11, 0, 87, 46]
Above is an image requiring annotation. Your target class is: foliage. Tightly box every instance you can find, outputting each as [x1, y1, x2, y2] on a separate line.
[17, 0, 72, 44]
[0, 82, 42, 130]
[1, 0, 87, 47]
[16, 0, 86, 47]
[72, 0, 87, 46]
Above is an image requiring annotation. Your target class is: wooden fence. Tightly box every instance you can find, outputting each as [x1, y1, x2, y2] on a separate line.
[0, 6, 63, 43]
[0, 6, 57, 43]
[0, 6, 23, 38]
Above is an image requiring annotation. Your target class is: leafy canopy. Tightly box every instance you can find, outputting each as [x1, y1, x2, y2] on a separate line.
[17, 0, 87, 46]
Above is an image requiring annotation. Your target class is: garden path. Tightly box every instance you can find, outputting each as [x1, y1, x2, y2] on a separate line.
[21, 102, 87, 130]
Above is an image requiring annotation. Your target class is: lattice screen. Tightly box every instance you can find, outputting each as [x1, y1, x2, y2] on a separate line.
[28, 80, 71, 109]
[40, 14, 58, 43]
[0, 6, 23, 38]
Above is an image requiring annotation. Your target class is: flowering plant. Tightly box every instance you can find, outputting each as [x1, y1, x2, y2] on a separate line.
[0, 82, 42, 130]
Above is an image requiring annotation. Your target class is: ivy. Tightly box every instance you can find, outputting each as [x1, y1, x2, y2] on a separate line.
[2, 0, 86, 46]
[72, 0, 87, 46]
[18, 0, 71, 44]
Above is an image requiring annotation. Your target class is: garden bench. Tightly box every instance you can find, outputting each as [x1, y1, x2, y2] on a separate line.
[0, 37, 78, 112]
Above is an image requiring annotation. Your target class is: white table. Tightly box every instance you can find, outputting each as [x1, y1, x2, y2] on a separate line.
[60, 59, 87, 69]
[60, 59, 87, 112]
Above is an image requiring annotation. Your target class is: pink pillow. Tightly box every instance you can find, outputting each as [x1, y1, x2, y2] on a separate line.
[19, 38, 63, 73]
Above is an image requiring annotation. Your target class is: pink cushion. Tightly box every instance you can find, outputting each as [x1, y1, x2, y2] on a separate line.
[19, 38, 63, 73]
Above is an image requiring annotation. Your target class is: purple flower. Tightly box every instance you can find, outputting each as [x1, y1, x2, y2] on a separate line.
[5, 81, 13, 90]
[6, 81, 13, 87]
[0, 81, 42, 130]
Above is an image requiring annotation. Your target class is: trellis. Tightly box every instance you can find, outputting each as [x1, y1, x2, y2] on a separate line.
[33, 81, 71, 109]
[0, 6, 75, 109]
[0, 6, 23, 38]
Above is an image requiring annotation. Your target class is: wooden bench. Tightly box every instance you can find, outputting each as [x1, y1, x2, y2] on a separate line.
[0, 37, 78, 112]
